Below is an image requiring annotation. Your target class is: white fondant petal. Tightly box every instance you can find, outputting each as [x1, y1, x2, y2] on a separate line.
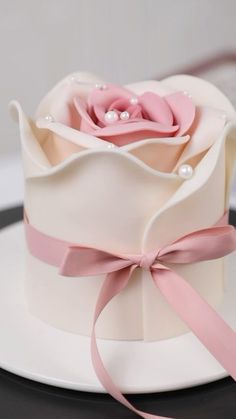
[126, 80, 175, 97]
[9, 101, 51, 174]
[36, 119, 110, 148]
[174, 106, 227, 170]
[143, 121, 236, 252]
[25, 150, 182, 254]
[35, 72, 104, 121]
[123, 136, 190, 172]
[162, 74, 236, 119]
[141, 121, 236, 340]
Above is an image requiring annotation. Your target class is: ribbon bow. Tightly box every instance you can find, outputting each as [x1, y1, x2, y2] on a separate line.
[25, 214, 236, 419]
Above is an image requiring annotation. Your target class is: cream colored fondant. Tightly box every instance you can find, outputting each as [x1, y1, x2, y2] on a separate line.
[24, 150, 183, 252]
[11, 74, 236, 341]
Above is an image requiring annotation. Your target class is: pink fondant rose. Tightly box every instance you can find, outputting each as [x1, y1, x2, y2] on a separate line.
[74, 84, 195, 146]
[15, 73, 229, 171]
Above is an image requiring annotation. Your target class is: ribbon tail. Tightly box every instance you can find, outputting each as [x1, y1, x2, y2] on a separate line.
[151, 268, 236, 380]
[91, 266, 173, 419]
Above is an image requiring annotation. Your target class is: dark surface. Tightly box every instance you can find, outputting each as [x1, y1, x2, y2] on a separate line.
[0, 205, 235, 419]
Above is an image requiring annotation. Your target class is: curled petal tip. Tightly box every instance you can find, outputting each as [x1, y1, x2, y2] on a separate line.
[9, 100, 21, 123]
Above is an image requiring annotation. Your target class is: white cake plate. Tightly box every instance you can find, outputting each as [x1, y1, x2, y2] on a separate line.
[0, 222, 235, 394]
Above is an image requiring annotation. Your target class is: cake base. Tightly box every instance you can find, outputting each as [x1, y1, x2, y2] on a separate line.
[0, 222, 235, 394]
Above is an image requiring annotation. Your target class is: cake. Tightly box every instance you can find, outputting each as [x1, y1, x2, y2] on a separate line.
[10, 73, 236, 418]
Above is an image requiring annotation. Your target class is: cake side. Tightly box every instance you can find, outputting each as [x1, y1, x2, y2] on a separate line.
[23, 118, 227, 340]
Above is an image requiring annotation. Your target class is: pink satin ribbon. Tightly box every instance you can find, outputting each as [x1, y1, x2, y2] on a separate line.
[24, 213, 236, 419]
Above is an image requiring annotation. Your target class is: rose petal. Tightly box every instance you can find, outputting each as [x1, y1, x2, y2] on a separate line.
[165, 92, 195, 136]
[75, 84, 195, 148]
[87, 85, 133, 126]
[87, 84, 132, 110]
[73, 97, 99, 130]
[81, 119, 179, 142]
[108, 97, 130, 112]
[74, 93, 179, 144]
[139, 92, 174, 125]
[127, 104, 143, 119]
[162, 74, 236, 119]
[92, 104, 107, 127]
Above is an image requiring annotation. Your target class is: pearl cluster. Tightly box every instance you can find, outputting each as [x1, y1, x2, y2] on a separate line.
[104, 110, 119, 123]
[104, 109, 131, 123]
[104, 96, 138, 124]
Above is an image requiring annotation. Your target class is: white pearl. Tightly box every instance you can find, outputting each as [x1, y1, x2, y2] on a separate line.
[183, 91, 192, 98]
[68, 75, 77, 83]
[104, 110, 118, 123]
[95, 83, 107, 90]
[178, 164, 193, 179]
[120, 111, 130, 121]
[220, 113, 227, 119]
[130, 97, 138, 105]
[44, 114, 54, 123]
[107, 143, 116, 149]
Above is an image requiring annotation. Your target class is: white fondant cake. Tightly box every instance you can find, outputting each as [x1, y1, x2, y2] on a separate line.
[10, 73, 236, 341]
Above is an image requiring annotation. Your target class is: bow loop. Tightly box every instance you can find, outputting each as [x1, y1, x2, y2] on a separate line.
[60, 246, 133, 277]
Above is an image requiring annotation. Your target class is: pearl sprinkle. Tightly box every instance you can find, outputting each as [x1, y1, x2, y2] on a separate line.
[68, 75, 75, 82]
[95, 83, 107, 90]
[220, 113, 227, 120]
[104, 110, 119, 123]
[178, 164, 193, 179]
[183, 91, 192, 98]
[44, 114, 54, 123]
[130, 97, 138, 105]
